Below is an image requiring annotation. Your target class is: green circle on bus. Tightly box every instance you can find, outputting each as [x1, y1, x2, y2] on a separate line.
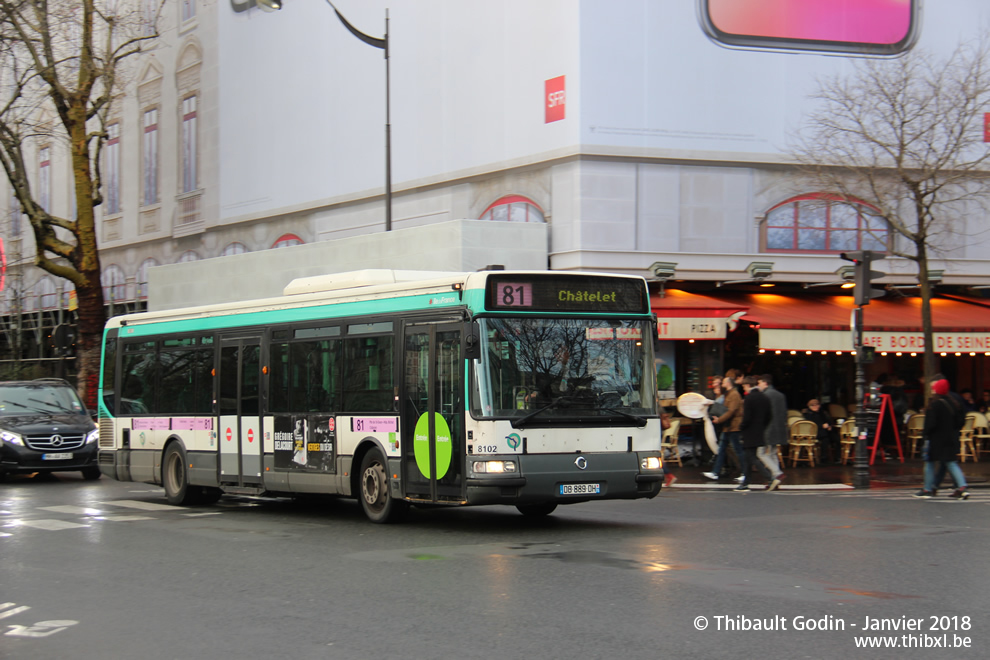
[414, 412, 452, 480]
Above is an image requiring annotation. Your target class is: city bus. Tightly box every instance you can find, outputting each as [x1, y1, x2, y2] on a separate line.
[97, 269, 664, 522]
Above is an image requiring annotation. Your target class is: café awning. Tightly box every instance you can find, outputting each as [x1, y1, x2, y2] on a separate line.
[651, 289, 748, 340]
[705, 292, 990, 352]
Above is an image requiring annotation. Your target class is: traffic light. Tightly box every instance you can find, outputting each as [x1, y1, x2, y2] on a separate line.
[840, 250, 886, 306]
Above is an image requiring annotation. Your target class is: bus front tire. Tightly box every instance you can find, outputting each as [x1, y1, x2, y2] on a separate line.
[516, 502, 558, 517]
[163, 444, 199, 506]
[359, 448, 407, 524]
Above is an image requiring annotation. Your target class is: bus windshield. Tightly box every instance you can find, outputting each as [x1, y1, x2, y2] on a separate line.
[471, 317, 657, 424]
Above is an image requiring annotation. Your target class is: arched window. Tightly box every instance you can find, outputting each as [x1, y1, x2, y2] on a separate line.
[764, 194, 887, 253]
[272, 233, 303, 249]
[136, 258, 159, 300]
[102, 265, 127, 303]
[480, 195, 545, 223]
[177, 250, 200, 263]
[221, 242, 249, 257]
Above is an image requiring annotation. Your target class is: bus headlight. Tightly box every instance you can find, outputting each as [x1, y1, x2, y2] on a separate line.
[472, 460, 517, 474]
[0, 430, 24, 446]
[85, 429, 99, 444]
[640, 456, 662, 470]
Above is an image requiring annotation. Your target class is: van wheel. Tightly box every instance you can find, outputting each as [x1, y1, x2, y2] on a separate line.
[516, 502, 558, 517]
[359, 448, 407, 523]
[81, 467, 102, 481]
[163, 444, 199, 505]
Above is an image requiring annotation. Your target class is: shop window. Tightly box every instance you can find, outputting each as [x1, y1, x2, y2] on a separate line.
[764, 194, 887, 253]
[272, 233, 304, 249]
[480, 195, 545, 223]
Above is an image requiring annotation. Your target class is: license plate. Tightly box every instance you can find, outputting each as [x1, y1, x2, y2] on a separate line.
[560, 483, 600, 495]
[42, 453, 74, 461]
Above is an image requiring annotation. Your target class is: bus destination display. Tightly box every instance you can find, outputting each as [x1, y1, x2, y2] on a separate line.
[487, 275, 648, 313]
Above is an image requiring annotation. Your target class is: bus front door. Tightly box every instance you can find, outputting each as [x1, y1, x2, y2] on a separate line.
[402, 323, 463, 503]
[218, 336, 263, 487]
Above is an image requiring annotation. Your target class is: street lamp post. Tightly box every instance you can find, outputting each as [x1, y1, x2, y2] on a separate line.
[259, 0, 392, 231]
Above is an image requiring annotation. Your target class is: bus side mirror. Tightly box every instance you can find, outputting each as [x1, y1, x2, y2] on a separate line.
[464, 322, 481, 360]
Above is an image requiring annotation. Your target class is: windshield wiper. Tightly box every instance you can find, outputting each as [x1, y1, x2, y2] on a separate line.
[3, 400, 47, 413]
[511, 396, 574, 429]
[598, 407, 648, 427]
[27, 396, 74, 414]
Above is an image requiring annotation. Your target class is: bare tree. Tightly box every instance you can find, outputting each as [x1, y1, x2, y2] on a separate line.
[0, 0, 160, 406]
[791, 37, 990, 395]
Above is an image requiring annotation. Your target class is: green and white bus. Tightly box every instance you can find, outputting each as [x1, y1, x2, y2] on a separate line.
[97, 269, 664, 522]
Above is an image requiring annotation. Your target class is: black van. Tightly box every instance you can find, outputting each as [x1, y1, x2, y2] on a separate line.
[0, 379, 100, 480]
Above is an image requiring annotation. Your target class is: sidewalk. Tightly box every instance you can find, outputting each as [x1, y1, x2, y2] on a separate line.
[665, 455, 990, 491]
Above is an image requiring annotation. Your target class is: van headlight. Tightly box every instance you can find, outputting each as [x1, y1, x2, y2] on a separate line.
[640, 456, 662, 470]
[85, 429, 99, 444]
[1, 430, 24, 446]
[472, 460, 517, 474]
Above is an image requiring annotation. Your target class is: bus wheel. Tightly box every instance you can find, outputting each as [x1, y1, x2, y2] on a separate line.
[163, 444, 199, 506]
[359, 448, 407, 523]
[516, 502, 558, 517]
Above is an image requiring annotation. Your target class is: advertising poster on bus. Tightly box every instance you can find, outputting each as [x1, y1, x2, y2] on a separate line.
[273, 416, 336, 473]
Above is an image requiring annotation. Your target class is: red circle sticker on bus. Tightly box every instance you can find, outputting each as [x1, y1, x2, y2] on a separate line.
[328, 419, 335, 432]
[247, 429, 254, 443]
[226, 428, 232, 442]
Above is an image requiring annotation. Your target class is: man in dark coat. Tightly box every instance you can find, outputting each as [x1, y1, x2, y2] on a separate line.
[757, 374, 787, 490]
[914, 378, 969, 499]
[803, 399, 838, 462]
[737, 376, 772, 492]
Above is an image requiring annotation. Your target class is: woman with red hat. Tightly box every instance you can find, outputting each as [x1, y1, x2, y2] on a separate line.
[914, 378, 970, 499]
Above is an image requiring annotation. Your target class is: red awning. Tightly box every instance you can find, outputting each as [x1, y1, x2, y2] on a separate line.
[702, 292, 990, 352]
[651, 289, 748, 340]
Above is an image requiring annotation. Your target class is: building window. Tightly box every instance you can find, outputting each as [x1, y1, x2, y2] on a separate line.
[177, 250, 200, 263]
[181, 0, 196, 22]
[8, 186, 21, 235]
[272, 233, 304, 249]
[763, 194, 888, 253]
[143, 0, 158, 36]
[221, 242, 248, 257]
[102, 265, 127, 303]
[480, 195, 545, 223]
[136, 258, 159, 300]
[37, 277, 57, 310]
[181, 95, 198, 193]
[105, 123, 121, 214]
[143, 108, 159, 206]
[38, 146, 51, 213]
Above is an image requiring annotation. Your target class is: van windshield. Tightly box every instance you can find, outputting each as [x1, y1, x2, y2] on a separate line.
[0, 383, 87, 416]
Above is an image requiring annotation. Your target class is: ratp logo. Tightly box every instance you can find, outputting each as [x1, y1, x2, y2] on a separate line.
[505, 433, 521, 450]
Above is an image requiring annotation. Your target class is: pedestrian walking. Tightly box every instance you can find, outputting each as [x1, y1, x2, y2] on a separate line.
[702, 376, 744, 482]
[757, 374, 787, 491]
[737, 375, 772, 491]
[914, 378, 969, 499]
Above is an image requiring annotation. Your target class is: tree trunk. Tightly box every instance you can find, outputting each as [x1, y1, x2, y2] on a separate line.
[917, 246, 936, 407]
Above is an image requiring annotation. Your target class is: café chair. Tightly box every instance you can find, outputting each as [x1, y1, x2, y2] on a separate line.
[959, 414, 978, 463]
[660, 418, 683, 467]
[789, 419, 818, 467]
[969, 411, 990, 459]
[906, 414, 926, 459]
[839, 419, 857, 465]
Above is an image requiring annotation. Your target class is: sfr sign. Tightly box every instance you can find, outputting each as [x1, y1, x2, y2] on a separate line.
[545, 76, 565, 123]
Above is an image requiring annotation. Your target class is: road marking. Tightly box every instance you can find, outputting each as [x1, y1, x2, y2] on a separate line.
[102, 499, 184, 511]
[16, 519, 90, 531]
[39, 505, 104, 515]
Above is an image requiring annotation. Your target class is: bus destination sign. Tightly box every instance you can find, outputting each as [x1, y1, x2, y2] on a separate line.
[486, 275, 648, 314]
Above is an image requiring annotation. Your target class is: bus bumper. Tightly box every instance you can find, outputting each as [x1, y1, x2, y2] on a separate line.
[463, 452, 661, 505]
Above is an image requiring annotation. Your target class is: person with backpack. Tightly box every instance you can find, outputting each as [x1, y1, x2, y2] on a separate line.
[914, 378, 969, 499]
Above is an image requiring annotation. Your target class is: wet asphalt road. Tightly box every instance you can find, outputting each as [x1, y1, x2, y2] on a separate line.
[1, 473, 987, 660]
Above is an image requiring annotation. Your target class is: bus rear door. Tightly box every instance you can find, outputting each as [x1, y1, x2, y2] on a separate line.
[401, 322, 464, 503]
